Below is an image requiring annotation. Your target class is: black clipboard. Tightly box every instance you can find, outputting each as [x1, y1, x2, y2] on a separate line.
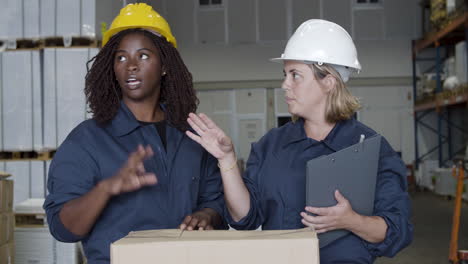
[306, 135, 381, 248]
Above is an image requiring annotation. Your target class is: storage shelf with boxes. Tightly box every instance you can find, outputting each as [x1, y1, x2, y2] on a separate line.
[412, 9, 468, 169]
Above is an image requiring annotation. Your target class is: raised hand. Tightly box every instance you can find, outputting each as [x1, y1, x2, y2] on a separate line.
[103, 145, 158, 196]
[186, 113, 234, 159]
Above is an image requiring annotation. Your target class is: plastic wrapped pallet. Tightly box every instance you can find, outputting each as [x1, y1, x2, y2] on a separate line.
[31, 161, 46, 199]
[419, 160, 439, 190]
[0, 50, 42, 151]
[15, 227, 79, 264]
[5, 161, 30, 207]
[0, 0, 23, 40]
[40, 0, 121, 39]
[434, 168, 457, 196]
[43, 48, 99, 149]
[23, 0, 40, 39]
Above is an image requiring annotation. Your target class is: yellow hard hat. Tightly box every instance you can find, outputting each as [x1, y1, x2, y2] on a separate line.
[102, 3, 177, 48]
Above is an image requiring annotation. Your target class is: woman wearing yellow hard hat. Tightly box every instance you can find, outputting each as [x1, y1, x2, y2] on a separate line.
[186, 19, 413, 263]
[44, 3, 225, 263]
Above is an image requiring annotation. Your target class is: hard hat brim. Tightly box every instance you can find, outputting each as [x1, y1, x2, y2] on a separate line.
[102, 26, 177, 48]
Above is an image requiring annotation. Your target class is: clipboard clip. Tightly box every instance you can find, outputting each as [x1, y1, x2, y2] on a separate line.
[356, 134, 365, 152]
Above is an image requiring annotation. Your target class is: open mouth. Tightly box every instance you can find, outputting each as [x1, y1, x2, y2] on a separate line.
[126, 77, 141, 88]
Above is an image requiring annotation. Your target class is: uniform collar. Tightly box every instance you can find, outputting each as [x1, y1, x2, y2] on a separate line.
[107, 102, 168, 137]
[282, 118, 359, 151]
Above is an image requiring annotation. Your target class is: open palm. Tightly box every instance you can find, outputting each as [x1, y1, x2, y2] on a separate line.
[186, 113, 234, 159]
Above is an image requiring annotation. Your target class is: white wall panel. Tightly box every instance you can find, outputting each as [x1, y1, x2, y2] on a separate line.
[229, 0, 256, 44]
[258, 0, 287, 41]
[354, 9, 384, 40]
[198, 10, 225, 44]
[235, 89, 266, 114]
[292, 0, 320, 30]
[322, 0, 351, 35]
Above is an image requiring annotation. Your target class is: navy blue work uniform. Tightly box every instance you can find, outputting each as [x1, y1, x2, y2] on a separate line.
[227, 118, 413, 263]
[44, 103, 225, 264]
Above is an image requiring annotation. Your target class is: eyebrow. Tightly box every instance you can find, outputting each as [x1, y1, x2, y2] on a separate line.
[283, 69, 301, 74]
[115, 48, 156, 54]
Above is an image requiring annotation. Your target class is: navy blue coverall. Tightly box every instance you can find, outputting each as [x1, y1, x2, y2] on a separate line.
[44, 103, 225, 264]
[227, 118, 413, 263]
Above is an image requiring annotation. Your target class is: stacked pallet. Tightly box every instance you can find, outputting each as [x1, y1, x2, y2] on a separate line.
[14, 198, 80, 264]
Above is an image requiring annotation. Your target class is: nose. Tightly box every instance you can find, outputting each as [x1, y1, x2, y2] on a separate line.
[281, 77, 290, 91]
[127, 59, 138, 72]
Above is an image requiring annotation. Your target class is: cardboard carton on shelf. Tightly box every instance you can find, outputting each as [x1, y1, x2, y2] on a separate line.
[111, 228, 319, 264]
[0, 180, 13, 213]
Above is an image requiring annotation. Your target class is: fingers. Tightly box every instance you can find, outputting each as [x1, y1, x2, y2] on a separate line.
[334, 189, 347, 204]
[179, 215, 192, 230]
[186, 216, 201, 231]
[185, 130, 203, 145]
[188, 113, 209, 133]
[305, 206, 331, 216]
[199, 113, 217, 129]
[179, 213, 213, 231]
[127, 145, 153, 169]
[300, 212, 328, 224]
[138, 173, 158, 186]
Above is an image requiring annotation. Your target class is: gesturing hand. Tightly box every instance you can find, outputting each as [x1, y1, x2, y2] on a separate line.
[300, 190, 359, 233]
[186, 113, 234, 159]
[104, 145, 158, 196]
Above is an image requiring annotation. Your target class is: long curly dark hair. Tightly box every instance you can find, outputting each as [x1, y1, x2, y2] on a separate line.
[85, 28, 198, 131]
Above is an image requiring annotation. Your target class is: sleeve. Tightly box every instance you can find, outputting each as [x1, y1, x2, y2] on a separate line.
[43, 139, 99, 242]
[196, 151, 228, 229]
[225, 141, 265, 230]
[363, 137, 414, 257]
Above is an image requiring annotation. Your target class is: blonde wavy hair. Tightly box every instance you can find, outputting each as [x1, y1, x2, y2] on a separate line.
[292, 63, 361, 123]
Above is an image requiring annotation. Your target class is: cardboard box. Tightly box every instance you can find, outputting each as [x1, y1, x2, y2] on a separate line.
[0, 180, 13, 213]
[0, 241, 14, 264]
[111, 228, 319, 264]
[0, 213, 14, 245]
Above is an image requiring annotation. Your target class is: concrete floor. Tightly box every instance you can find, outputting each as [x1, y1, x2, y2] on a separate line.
[376, 191, 468, 264]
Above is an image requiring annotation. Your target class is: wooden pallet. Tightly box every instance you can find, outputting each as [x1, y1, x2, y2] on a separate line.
[3, 38, 43, 51]
[0, 150, 56, 161]
[15, 213, 46, 227]
[43, 36, 98, 48]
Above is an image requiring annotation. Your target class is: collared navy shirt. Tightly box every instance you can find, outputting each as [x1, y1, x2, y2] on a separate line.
[44, 103, 225, 264]
[228, 118, 413, 263]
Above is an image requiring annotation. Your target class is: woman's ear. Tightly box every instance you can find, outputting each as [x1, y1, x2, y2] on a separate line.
[322, 74, 336, 93]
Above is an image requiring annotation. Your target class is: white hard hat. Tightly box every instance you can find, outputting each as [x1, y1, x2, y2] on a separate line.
[271, 19, 361, 82]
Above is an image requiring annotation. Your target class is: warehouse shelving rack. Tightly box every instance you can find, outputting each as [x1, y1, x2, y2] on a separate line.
[412, 12, 468, 168]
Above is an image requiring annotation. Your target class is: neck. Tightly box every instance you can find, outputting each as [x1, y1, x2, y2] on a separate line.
[303, 115, 335, 141]
[123, 94, 164, 123]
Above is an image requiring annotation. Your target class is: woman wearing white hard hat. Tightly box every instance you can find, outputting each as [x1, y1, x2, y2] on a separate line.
[187, 19, 412, 262]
